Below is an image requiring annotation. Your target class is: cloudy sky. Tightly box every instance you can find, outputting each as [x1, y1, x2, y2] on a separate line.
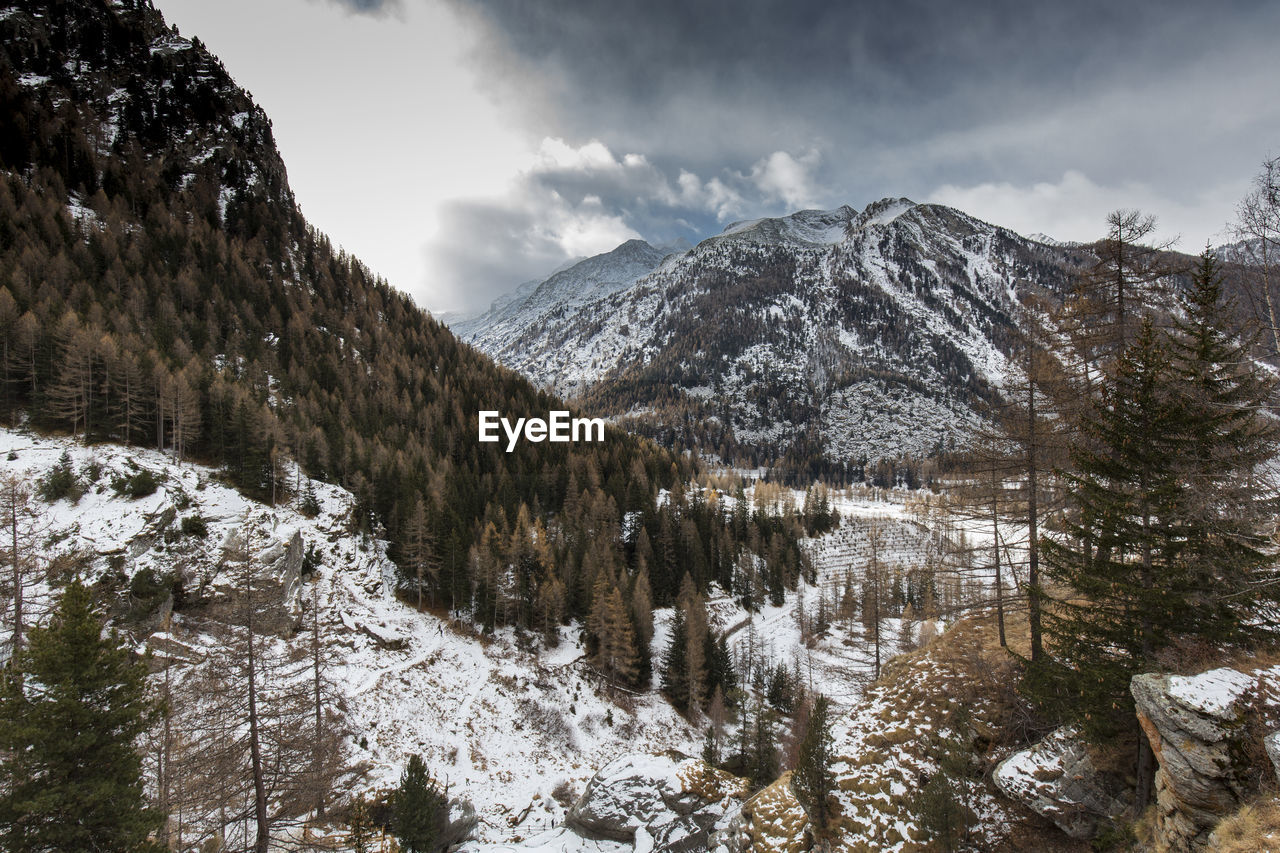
[153, 0, 1280, 315]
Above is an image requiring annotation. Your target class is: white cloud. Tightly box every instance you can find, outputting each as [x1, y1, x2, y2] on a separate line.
[424, 139, 848, 312]
[930, 170, 1242, 249]
[748, 150, 823, 211]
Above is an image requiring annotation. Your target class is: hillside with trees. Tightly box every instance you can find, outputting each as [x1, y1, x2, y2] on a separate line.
[0, 0, 819, 662]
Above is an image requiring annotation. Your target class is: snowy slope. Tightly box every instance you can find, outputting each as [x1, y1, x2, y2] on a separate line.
[458, 199, 1090, 465]
[451, 240, 672, 352]
[0, 429, 702, 847]
[3, 429, 1022, 851]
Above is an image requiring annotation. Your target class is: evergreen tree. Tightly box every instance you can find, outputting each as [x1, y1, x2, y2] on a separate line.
[914, 709, 977, 853]
[0, 581, 163, 851]
[1036, 320, 1193, 738]
[748, 697, 779, 788]
[1165, 250, 1280, 643]
[660, 609, 690, 712]
[792, 694, 835, 834]
[392, 754, 447, 853]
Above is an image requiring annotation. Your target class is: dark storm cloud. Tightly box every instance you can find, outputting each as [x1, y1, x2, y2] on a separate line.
[455, 0, 1273, 173]
[427, 0, 1280, 311]
[313, 0, 401, 16]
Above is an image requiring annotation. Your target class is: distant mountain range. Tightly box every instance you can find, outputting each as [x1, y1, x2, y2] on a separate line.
[452, 199, 1096, 477]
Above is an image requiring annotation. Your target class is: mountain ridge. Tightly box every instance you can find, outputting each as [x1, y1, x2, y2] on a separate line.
[458, 197, 1093, 479]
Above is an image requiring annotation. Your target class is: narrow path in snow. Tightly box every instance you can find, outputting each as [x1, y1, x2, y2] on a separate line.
[351, 644, 439, 696]
[451, 668, 490, 776]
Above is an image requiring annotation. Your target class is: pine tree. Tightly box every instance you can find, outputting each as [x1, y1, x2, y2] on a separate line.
[1164, 250, 1280, 643]
[748, 697, 779, 788]
[392, 754, 447, 853]
[914, 708, 977, 853]
[0, 581, 163, 851]
[792, 693, 835, 834]
[1037, 320, 1193, 738]
[660, 608, 690, 711]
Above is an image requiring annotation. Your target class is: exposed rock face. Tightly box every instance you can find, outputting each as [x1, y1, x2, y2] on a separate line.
[993, 726, 1132, 839]
[1131, 668, 1260, 852]
[566, 752, 748, 847]
[1264, 732, 1280, 784]
[199, 524, 305, 635]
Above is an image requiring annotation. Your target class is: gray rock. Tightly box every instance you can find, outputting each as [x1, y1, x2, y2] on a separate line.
[565, 753, 747, 843]
[649, 797, 741, 853]
[994, 726, 1132, 840]
[1265, 731, 1280, 784]
[1132, 668, 1258, 852]
[199, 524, 305, 635]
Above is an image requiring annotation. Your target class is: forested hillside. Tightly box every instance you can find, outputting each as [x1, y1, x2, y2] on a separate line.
[0, 0, 815, 677]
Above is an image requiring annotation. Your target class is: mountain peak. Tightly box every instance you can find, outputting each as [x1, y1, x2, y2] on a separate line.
[716, 198, 919, 248]
[857, 197, 917, 226]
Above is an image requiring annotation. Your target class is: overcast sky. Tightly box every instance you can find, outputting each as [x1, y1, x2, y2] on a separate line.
[153, 0, 1280, 315]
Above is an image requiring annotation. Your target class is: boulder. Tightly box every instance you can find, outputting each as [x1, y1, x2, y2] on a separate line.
[1132, 668, 1257, 852]
[1264, 732, 1280, 785]
[199, 524, 305, 635]
[566, 752, 748, 844]
[993, 726, 1132, 839]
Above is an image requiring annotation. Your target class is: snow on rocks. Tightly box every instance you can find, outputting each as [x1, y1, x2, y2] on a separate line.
[565, 753, 748, 844]
[1132, 665, 1280, 851]
[719, 772, 810, 853]
[1165, 668, 1258, 720]
[994, 726, 1132, 840]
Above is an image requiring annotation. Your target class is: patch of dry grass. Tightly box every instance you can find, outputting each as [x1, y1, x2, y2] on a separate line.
[1210, 797, 1280, 852]
[740, 772, 811, 853]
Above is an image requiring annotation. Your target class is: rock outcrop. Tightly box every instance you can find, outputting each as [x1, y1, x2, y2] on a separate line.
[199, 523, 305, 635]
[566, 752, 748, 849]
[713, 772, 811, 853]
[993, 726, 1132, 839]
[1132, 668, 1263, 852]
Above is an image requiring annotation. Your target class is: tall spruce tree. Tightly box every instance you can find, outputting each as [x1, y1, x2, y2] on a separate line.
[392, 754, 447, 853]
[1037, 320, 1194, 738]
[0, 581, 162, 851]
[1165, 250, 1280, 643]
[791, 694, 835, 835]
[660, 609, 690, 711]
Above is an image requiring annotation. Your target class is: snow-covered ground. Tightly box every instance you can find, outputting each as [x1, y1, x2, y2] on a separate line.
[2, 428, 1008, 851]
[0, 428, 702, 848]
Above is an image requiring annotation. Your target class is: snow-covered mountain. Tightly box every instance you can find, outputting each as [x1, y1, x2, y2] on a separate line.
[458, 199, 1092, 471]
[450, 239, 674, 350]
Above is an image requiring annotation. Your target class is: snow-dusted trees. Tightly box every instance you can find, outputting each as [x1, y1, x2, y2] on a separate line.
[153, 530, 343, 850]
[1233, 154, 1280, 359]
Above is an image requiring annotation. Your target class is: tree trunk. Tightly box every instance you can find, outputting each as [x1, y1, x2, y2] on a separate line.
[991, 485, 1006, 648]
[245, 553, 269, 853]
[312, 583, 325, 818]
[9, 482, 22, 663]
[1027, 370, 1043, 663]
[1134, 726, 1156, 816]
